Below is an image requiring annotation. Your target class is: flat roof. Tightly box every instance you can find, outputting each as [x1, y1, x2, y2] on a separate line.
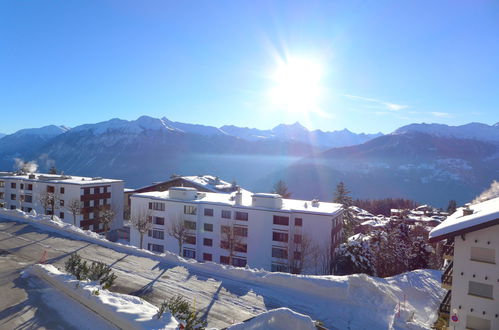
[132, 189, 343, 216]
[0, 173, 123, 185]
[429, 196, 499, 242]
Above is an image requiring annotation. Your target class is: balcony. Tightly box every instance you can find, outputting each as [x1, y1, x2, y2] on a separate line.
[432, 290, 451, 329]
[442, 239, 454, 260]
[441, 261, 453, 290]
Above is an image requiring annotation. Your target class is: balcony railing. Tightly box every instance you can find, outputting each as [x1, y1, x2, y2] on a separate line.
[441, 261, 453, 289]
[439, 290, 451, 315]
[443, 239, 454, 260]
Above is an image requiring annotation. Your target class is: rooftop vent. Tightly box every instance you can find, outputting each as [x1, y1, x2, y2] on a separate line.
[311, 199, 320, 207]
[28, 174, 36, 179]
[463, 204, 473, 216]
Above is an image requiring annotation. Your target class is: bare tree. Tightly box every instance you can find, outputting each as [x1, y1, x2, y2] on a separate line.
[287, 231, 312, 274]
[220, 222, 246, 266]
[167, 215, 191, 255]
[38, 191, 60, 220]
[68, 199, 82, 226]
[98, 205, 115, 239]
[130, 208, 152, 250]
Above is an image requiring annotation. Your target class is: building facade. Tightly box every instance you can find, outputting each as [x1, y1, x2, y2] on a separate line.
[430, 197, 499, 330]
[0, 172, 124, 233]
[130, 187, 343, 274]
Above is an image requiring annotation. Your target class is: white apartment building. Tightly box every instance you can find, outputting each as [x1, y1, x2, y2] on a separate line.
[430, 196, 499, 330]
[130, 187, 343, 274]
[0, 172, 124, 233]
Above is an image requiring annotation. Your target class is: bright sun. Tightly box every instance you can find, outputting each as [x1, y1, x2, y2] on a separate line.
[268, 57, 325, 114]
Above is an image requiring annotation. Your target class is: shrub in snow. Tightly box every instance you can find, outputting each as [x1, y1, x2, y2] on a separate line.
[64, 253, 117, 289]
[157, 295, 207, 330]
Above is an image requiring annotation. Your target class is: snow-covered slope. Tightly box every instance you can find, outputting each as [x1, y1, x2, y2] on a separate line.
[394, 122, 499, 143]
[3, 208, 445, 329]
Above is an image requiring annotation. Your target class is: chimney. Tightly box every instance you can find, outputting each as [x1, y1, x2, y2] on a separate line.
[234, 187, 242, 205]
[463, 204, 473, 216]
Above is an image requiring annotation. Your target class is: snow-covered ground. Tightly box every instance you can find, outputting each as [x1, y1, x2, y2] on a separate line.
[0, 208, 444, 329]
[23, 264, 178, 329]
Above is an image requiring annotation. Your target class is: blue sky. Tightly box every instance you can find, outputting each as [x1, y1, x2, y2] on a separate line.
[0, 0, 498, 134]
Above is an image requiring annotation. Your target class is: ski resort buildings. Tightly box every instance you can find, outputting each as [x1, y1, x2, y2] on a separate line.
[429, 197, 499, 330]
[130, 187, 343, 274]
[0, 172, 124, 233]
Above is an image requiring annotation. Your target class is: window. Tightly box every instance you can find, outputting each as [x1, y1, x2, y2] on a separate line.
[272, 247, 288, 259]
[10, 205, 16, 210]
[272, 232, 288, 242]
[0, 181, 4, 187]
[466, 315, 491, 330]
[185, 235, 196, 245]
[235, 211, 248, 221]
[153, 217, 165, 225]
[273, 215, 289, 226]
[203, 253, 212, 261]
[204, 208, 214, 216]
[294, 235, 302, 244]
[94, 187, 100, 194]
[235, 243, 247, 253]
[294, 251, 302, 260]
[149, 244, 164, 253]
[27, 184, 33, 191]
[60, 199, 65, 207]
[271, 263, 288, 272]
[83, 188, 90, 195]
[10, 194, 16, 200]
[60, 212, 65, 219]
[24, 194, 32, 203]
[234, 226, 248, 237]
[183, 249, 196, 259]
[294, 218, 302, 226]
[83, 200, 90, 208]
[184, 220, 196, 230]
[468, 281, 493, 299]
[47, 186, 55, 193]
[0, 192, 3, 199]
[220, 241, 229, 249]
[20, 183, 24, 190]
[152, 230, 164, 239]
[11, 182, 16, 189]
[149, 202, 165, 211]
[203, 223, 213, 232]
[184, 205, 197, 215]
[221, 210, 231, 219]
[103, 186, 108, 193]
[220, 256, 230, 264]
[60, 187, 65, 194]
[470, 247, 495, 264]
[232, 257, 247, 267]
[147, 230, 152, 237]
[203, 238, 213, 246]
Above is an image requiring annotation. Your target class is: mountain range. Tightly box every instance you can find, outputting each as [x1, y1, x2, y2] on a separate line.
[0, 116, 497, 207]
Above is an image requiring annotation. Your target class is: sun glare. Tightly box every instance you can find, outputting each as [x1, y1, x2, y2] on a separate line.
[268, 57, 325, 114]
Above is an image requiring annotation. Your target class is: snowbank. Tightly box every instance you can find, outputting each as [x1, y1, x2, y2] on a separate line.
[227, 308, 316, 330]
[24, 264, 178, 330]
[1, 208, 444, 329]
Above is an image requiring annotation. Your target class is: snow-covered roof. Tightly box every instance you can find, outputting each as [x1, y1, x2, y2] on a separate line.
[429, 197, 499, 242]
[133, 188, 343, 215]
[0, 172, 122, 185]
[135, 174, 246, 194]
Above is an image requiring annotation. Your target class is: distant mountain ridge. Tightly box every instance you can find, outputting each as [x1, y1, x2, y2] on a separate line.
[0, 118, 497, 207]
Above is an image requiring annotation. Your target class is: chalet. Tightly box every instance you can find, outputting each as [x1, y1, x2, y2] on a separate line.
[429, 197, 499, 330]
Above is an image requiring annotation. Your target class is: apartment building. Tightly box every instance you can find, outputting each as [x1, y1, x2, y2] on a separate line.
[0, 172, 124, 233]
[429, 196, 499, 330]
[130, 187, 343, 274]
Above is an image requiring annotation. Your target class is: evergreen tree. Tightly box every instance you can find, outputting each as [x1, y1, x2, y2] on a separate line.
[333, 182, 355, 240]
[446, 200, 457, 214]
[272, 180, 292, 198]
